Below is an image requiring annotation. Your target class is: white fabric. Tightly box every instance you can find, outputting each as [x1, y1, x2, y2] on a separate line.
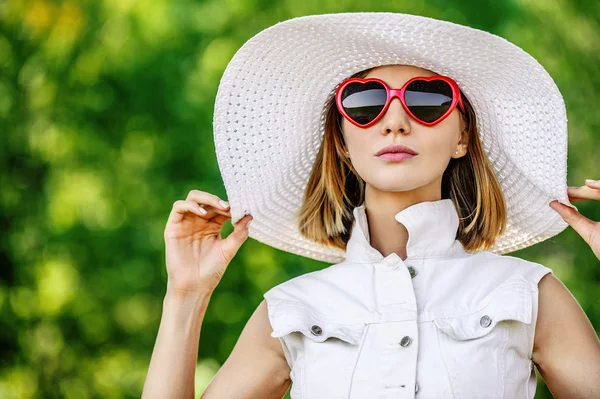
[263, 199, 553, 398]
[213, 12, 574, 264]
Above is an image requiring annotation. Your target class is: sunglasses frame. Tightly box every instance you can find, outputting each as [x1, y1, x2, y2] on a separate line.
[335, 75, 466, 128]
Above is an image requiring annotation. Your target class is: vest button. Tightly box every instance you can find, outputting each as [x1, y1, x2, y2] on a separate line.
[415, 382, 419, 393]
[407, 266, 418, 278]
[310, 325, 323, 336]
[480, 315, 492, 328]
[400, 335, 412, 347]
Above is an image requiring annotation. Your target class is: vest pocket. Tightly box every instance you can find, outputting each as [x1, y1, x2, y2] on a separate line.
[269, 302, 367, 398]
[432, 279, 534, 398]
[433, 284, 532, 340]
[271, 303, 367, 344]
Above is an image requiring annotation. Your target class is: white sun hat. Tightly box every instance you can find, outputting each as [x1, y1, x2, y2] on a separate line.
[212, 12, 572, 264]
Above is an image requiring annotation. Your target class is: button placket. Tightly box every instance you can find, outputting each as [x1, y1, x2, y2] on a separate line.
[376, 320, 419, 394]
[373, 257, 419, 394]
[375, 260, 417, 309]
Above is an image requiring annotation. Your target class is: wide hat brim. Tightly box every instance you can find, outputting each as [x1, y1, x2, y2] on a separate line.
[213, 12, 571, 264]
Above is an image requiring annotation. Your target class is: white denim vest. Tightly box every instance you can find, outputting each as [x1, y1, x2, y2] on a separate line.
[264, 199, 553, 399]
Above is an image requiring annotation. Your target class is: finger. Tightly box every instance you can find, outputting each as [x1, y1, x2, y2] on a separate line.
[168, 199, 212, 224]
[212, 213, 231, 225]
[567, 185, 600, 201]
[196, 203, 230, 220]
[567, 187, 587, 202]
[220, 214, 253, 258]
[585, 179, 600, 190]
[549, 200, 596, 246]
[185, 190, 231, 215]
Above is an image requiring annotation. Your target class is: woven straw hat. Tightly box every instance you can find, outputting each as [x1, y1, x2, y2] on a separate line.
[212, 12, 572, 264]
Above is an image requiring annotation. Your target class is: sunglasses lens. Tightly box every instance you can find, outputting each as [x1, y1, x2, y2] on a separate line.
[404, 80, 454, 123]
[340, 81, 387, 125]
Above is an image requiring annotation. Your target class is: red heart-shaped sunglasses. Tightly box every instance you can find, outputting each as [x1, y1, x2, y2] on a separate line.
[335, 75, 465, 128]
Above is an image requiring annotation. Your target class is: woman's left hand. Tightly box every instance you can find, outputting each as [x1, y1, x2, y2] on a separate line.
[549, 179, 600, 260]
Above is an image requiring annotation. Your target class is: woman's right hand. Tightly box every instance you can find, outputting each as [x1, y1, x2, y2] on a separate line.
[163, 190, 253, 297]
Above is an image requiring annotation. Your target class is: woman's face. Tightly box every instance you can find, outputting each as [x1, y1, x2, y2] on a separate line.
[341, 64, 467, 194]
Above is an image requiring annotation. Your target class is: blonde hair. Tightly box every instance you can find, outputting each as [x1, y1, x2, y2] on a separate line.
[297, 66, 507, 253]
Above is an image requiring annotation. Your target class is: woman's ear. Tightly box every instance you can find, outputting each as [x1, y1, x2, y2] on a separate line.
[453, 133, 468, 158]
[459, 127, 469, 150]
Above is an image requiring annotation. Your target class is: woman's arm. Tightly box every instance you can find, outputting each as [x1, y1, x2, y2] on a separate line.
[200, 299, 291, 398]
[142, 286, 211, 399]
[532, 273, 600, 398]
[541, 180, 600, 396]
[142, 286, 291, 399]
[143, 189, 291, 398]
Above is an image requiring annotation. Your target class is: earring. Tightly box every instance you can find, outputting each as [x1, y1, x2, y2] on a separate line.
[345, 151, 350, 156]
[455, 150, 459, 154]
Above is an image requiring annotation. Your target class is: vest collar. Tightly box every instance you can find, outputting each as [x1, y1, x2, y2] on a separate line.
[345, 198, 465, 263]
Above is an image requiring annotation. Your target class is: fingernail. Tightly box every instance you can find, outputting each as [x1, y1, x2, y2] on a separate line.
[199, 206, 208, 214]
[246, 220, 252, 229]
[219, 200, 230, 208]
[586, 179, 597, 183]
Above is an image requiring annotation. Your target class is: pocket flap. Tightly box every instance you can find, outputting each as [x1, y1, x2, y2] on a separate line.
[433, 279, 533, 340]
[269, 302, 367, 345]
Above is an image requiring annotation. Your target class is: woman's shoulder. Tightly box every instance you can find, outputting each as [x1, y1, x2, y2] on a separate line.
[262, 262, 372, 322]
[466, 249, 554, 288]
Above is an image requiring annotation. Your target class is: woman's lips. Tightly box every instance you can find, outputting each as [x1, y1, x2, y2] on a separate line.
[377, 153, 416, 161]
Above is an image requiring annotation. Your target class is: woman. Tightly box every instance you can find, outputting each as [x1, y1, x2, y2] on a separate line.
[143, 13, 600, 398]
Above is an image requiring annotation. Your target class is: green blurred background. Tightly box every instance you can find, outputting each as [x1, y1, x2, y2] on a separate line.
[1, 0, 599, 398]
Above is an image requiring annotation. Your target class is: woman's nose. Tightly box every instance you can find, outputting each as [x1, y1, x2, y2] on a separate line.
[380, 97, 411, 134]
